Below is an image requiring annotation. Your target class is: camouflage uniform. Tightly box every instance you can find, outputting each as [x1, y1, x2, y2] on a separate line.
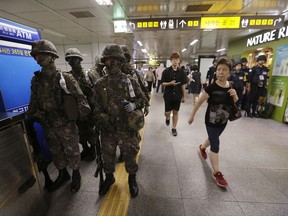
[90, 55, 106, 78]
[65, 48, 99, 160]
[27, 40, 90, 192]
[93, 44, 145, 197]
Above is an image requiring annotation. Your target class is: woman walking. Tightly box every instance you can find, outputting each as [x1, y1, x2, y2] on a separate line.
[188, 58, 238, 187]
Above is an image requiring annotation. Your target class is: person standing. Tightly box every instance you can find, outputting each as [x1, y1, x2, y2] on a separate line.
[156, 63, 165, 93]
[145, 66, 156, 93]
[93, 44, 146, 198]
[161, 52, 187, 136]
[188, 58, 238, 187]
[240, 57, 251, 110]
[188, 65, 202, 105]
[246, 55, 269, 117]
[228, 61, 246, 109]
[27, 39, 91, 193]
[65, 48, 99, 161]
[206, 59, 218, 86]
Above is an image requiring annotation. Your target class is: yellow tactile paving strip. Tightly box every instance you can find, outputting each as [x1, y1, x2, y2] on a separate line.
[97, 128, 145, 216]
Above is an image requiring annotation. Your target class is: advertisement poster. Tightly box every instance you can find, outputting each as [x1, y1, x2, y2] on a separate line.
[272, 44, 288, 76]
[268, 77, 287, 107]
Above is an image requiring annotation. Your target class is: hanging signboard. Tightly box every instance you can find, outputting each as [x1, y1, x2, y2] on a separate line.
[115, 15, 285, 32]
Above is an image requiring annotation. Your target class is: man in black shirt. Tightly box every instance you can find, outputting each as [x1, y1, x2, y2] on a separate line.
[206, 59, 218, 86]
[161, 53, 187, 136]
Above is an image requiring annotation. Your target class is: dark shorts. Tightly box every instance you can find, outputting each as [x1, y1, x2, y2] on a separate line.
[165, 99, 181, 112]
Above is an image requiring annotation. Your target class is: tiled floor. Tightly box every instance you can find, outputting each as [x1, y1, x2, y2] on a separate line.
[2, 89, 288, 216]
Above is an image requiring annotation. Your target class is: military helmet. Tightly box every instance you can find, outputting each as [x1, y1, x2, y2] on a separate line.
[65, 48, 83, 61]
[235, 61, 242, 67]
[101, 44, 125, 63]
[240, 57, 248, 63]
[120, 45, 131, 59]
[257, 55, 267, 62]
[95, 55, 104, 66]
[30, 39, 59, 58]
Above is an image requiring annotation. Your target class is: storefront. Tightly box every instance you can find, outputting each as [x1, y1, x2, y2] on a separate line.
[228, 23, 288, 123]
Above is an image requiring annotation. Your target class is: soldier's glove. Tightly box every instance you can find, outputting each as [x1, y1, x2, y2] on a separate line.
[144, 106, 149, 116]
[122, 99, 137, 113]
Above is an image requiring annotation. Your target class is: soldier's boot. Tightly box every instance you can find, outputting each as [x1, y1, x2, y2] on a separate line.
[117, 151, 124, 163]
[85, 145, 96, 161]
[49, 168, 71, 192]
[99, 173, 115, 196]
[70, 169, 81, 193]
[128, 174, 138, 198]
[80, 142, 90, 160]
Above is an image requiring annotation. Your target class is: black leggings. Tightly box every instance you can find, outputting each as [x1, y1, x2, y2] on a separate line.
[206, 124, 226, 153]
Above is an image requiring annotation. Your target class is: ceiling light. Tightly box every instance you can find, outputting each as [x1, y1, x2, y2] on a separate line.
[257, 48, 263, 50]
[42, 29, 66, 37]
[137, 41, 143, 46]
[203, 29, 212, 32]
[216, 48, 226, 52]
[190, 39, 198, 46]
[181, 48, 187, 52]
[141, 49, 147, 53]
[95, 0, 113, 6]
[283, 8, 288, 13]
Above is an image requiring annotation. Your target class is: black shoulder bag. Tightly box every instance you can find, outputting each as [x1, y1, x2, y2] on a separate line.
[228, 82, 242, 121]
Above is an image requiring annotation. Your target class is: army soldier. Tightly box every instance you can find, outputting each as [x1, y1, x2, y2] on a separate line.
[246, 55, 269, 117]
[27, 39, 90, 193]
[91, 55, 106, 78]
[65, 48, 98, 161]
[93, 44, 146, 198]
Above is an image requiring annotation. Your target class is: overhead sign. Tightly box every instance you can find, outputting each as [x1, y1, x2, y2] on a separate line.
[0, 18, 40, 44]
[115, 15, 284, 32]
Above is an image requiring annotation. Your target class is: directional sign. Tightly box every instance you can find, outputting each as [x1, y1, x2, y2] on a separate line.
[114, 15, 285, 33]
[125, 17, 201, 32]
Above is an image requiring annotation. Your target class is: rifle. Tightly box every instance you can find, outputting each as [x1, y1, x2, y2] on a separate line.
[94, 132, 104, 190]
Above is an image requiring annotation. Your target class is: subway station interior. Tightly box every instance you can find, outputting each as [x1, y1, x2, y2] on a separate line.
[1, 0, 288, 216]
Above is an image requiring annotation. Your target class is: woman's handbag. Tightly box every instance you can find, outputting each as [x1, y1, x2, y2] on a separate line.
[228, 103, 242, 121]
[228, 81, 242, 121]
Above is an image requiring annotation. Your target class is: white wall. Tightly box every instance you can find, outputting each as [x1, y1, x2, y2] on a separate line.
[54, 42, 109, 71]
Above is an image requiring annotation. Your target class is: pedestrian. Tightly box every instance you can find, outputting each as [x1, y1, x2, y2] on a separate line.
[156, 63, 165, 93]
[92, 44, 146, 198]
[188, 58, 238, 187]
[228, 61, 246, 109]
[188, 65, 202, 105]
[206, 59, 218, 86]
[27, 39, 91, 193]
[161, 52, 187, 136]
[246, 55, 269, 117]
[65, 48, 99, 161]
[145, 66, 156, 93]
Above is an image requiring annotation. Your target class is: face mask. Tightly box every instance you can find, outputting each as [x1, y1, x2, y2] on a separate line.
[106, 59, 122, 72]
[67, 57, 81, 68]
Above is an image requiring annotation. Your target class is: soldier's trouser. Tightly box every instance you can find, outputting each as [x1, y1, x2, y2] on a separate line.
[45, 121, 80, 170]
[248, 84, 259, 114]
[77, 120, 97, 146]
[101, 131, 140, 174]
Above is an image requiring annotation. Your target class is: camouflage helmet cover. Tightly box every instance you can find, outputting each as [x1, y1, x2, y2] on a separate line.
[30, 39, 59, 58]
[120, 45, 131, 59]
[95, 55, 104, 66]
[240, 57, 248, 63]
[101, 44, 125, 63]
[65, 48, 83, 61]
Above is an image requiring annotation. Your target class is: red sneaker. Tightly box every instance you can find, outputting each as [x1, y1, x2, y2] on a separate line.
[199, 145, 207, 159]
[213, 172, 228, 187]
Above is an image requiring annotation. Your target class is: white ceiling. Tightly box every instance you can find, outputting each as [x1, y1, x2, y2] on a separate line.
[0, 0, 288, 62]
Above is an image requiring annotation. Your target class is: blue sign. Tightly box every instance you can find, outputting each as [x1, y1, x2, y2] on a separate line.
[0, 18, 40, 44]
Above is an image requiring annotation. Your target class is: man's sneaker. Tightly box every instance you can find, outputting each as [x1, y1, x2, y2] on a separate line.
[165, 118, 170, 126]
[199, 145, 207, 159]
[213, 172, 228, 187]
[171, 128, 177, 136]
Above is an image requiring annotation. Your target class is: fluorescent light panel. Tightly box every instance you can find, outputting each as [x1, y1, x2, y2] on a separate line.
[216, 48, 226, 52]
[190, 39, 198, 46]
[95, 0, 113, 5]
[137, 41, 143, 46]
[141, 49, 147, 53]
[181, 48, 187, 52]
